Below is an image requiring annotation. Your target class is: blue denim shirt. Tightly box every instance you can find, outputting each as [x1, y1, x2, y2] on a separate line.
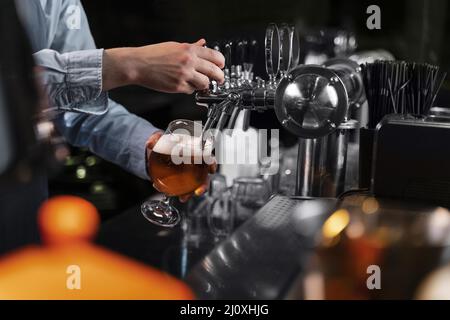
[15, 0, 160, 180]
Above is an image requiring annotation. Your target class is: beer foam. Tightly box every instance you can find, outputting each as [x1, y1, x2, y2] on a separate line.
[153, 133, 211, 157]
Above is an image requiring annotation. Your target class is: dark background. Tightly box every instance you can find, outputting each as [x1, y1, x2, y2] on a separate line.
[49, 0, 450, 219]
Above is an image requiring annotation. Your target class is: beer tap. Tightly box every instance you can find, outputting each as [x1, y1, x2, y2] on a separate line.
[210, 41, 222, 94]
[197, 23, 364, 137]
[223, 41, 232, 90]
[196, 23, 368, 198]
[196, 24, 281, 134]
[265, 23, 280, 89]
[240, 39, 258, 131]
[242, 39, 255, 83]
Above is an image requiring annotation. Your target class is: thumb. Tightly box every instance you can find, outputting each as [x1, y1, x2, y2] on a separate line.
[146, 131, 164, 150]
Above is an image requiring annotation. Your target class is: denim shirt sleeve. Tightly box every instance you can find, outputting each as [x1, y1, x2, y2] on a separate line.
[54, 100, 160, 180]
[33, 48, 109, 114]
[17, 0, 162, 179]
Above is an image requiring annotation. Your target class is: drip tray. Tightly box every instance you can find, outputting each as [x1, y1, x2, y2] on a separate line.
[186, 195, 338, 299]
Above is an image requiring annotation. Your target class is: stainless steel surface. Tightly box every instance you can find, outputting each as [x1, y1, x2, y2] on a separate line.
[295, 120, 358, 197]
[274, 65, 349, 138]
[428, 107, 450, 122]
[196, 23, 298, 134]
[196, 24, 363, 141]
[296, 138, 323, 196]
[324, 126, 349, 196]
[197, 26, 364, 201]
[186, 195, 338, 299]
[324, 58, 365, 109]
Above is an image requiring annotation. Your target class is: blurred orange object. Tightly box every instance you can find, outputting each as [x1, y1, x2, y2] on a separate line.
[0, 196, 195, 300]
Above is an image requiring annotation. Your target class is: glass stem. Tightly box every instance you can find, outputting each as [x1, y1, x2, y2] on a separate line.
[162, 196, 173, 216]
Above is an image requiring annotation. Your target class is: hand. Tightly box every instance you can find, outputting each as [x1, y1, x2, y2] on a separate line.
[103, 39, 225, 94]
[145, 131, 217, 203]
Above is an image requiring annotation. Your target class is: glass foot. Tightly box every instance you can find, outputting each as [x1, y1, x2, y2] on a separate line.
[141, 200, 181, 227]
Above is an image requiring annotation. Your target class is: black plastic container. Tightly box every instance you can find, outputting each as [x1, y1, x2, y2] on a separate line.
[358, 128, 375, 189]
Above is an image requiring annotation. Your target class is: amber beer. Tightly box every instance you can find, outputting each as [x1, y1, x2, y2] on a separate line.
[148, 134, 210, 197]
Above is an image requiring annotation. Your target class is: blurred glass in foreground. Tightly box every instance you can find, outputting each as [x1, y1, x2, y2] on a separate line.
[301, 195, 450, 300]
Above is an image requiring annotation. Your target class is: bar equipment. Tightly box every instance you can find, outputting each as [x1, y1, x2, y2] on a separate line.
[185, 27, 450, 301]
[197, 23, 365, 197]
[301, 29, 358, 65]
[359, 61, 447, 188]
[372, 114, 450, 206]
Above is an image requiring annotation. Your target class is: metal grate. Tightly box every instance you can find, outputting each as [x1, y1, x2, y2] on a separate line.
[186, 195, 337, 299]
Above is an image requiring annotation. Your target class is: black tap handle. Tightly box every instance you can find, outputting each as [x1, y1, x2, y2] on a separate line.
[249, 39, 258, 64]
[224, 41, 232, 70]
[211, 41, 222, 53]
[236, 40, 246, 66]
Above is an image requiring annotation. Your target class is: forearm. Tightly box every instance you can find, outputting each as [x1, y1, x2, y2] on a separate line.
[102, 48, 138, 91]
[102, 41, 225, 94]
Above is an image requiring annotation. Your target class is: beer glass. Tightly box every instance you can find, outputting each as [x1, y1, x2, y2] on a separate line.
[141, 119, 213, 227]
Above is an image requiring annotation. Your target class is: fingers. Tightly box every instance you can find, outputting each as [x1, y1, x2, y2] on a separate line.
[208, 160, 218, 174]
[192, 38, 206, 47]
[188, 71, 210, 91]
[195, 59, 225, 84]
[146, 131, 164, 150]
[179, 194, 191, 203]
[194, 46, 225, 70]
[176, 81, 197, 94]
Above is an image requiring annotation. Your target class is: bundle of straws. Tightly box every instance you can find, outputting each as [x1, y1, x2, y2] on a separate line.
[361, 60, 447, 129]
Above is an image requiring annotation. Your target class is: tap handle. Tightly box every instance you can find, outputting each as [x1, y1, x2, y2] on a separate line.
[290, 25, 300, 68]
[224, 41, 232, 71]
[226, 107, 241, 132]
[249, 39, 258, 63]
[265, 23, 280, 82]
[242, 110, 251, 132]
[236, 40, 246, 66]
[211, 41, 222, 53]
[279, 23, 292, 75]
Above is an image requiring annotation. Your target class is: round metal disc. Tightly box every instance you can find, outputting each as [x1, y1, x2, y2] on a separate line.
[274, 65, 349, 138]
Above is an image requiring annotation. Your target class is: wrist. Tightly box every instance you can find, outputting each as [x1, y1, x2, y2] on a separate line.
[103, 48, 139, 90]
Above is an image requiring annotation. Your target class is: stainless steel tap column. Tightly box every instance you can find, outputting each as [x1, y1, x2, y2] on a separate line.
[196, 24, 365, 198]
[296, 120, 358, 197]
[275, 63, 363, 198]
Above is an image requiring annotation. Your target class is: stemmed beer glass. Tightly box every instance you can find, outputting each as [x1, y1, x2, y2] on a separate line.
[141, 119, 213, 227]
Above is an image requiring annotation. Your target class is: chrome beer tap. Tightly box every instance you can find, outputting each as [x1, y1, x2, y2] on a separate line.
[197, 23, 364, 135]
[197, 23, 368, 198]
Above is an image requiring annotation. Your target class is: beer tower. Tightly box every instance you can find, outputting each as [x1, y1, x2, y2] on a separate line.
[196, 23, 365, 197]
